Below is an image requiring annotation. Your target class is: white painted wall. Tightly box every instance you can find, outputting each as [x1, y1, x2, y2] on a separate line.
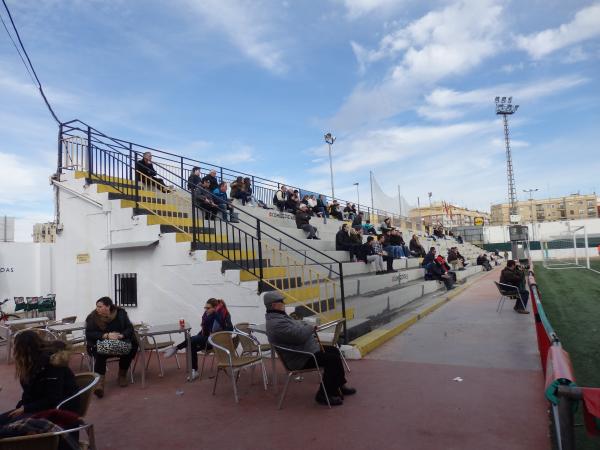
[0, 242, 53, 311]
[484, 217, 600, 244]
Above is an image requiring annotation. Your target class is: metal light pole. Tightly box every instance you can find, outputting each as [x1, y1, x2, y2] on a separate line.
[353, 182, 360, 211]
[324, 133, 336, 201]
[523, 188, 538, 241]
[495, 96, 520, 223]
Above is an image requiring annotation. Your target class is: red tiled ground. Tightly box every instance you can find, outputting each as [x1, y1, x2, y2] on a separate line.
[0, 271, 550, 450]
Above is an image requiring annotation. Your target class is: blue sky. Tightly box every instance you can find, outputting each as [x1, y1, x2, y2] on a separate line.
[1, 0, 600, 240]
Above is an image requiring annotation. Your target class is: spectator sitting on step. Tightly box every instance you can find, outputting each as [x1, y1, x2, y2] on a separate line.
[187, 166, 202, 191]
[307, 195, 317, 211]
[264, 291, 355, 406]
[193, 179, 220, 220]
[286, 189, 300, 213]
[447, 247, 465, 271]
[274, 185, 287, 211]
[202, 169, 219, 192]
[349, 226, 363, 246]
[242, 177, 255, 206]
[213, 182, 236, 222]
[136, 152, 168, 190]
[387, 230, 408, 258]
[499, 260, 529, 314]
[360, 236, 386, 275]
[329, 200, 344, 221]
[343, 203, 356, 221]
[296, 204, 319, 239]
[397, 231, 413, 258]
[422, 247, 437, 267]
[315, 194, 329, 218]
[428, 257, 454, 290]
[380, 217, 396, 235]
[351, 211, 363, 230]
[476, 254, 492, 271]
[336, 223, 361, 262]
[301, 195, 314, 215]
[230, 176, 251, 206]
[456, 235, 464, 244]
[164, 298, 233, 381]
[409, 234, 427, 258]
[361, 219, 377, 235]
[0, 330, 79, 426]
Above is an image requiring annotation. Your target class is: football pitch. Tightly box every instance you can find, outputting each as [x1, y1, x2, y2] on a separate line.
[533, 260, 600, 450]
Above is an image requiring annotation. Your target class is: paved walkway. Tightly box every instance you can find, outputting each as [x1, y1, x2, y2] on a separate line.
[0, 269, 549, 449]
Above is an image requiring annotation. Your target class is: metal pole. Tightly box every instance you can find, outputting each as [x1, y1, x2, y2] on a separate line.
[256, 219, 265, 294]
[57, 123, 63, 173]
[338, 262, 348, 344]
[398, 185, 402, 218]
[417, 196, 421, 232]
[328, 143, 335, 201]
[584, 226, 590, 269]
[355, 183, 360, 211]
[86, 126, 93, 177]
[369, 171, 375, 222]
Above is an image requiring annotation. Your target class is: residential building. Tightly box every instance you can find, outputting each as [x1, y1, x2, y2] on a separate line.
[33, 222, 57, 243]
[490, 193, 598, 225]
[409, 202, 490, 228]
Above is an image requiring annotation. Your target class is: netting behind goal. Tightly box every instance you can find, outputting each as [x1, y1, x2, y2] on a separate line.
[541, 225, 589, 270]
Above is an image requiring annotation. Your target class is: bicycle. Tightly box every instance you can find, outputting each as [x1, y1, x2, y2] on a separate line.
[0, 298, 20, 322]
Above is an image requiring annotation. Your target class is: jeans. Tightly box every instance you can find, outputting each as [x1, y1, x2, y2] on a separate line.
[515, 290, 529, 310]
[300, 224, 318, 239]
[175, 333, 211, 371]
[384, 245, 405, 258]
[367, 254, 385, 272]
[302, 346, 347, 397]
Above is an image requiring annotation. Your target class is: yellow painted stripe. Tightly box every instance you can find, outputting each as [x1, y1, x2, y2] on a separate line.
[320, 308, 355, 323]
[95, 184, 157, 198]
[239, 267, 287, 281]
[175, 233, 192, 242]
[206, 250, 256, 261]
[120, 200, 179, 212]
[76, 171, 135, 185]
[282, 286, 321, 302]
[146, 216, 194, 226]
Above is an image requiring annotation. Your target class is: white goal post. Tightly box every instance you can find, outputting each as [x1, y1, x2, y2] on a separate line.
[541, 225, 590, 270]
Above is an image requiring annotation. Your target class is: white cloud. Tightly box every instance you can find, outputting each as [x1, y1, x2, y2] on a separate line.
[336, 0, 402, 19]
[184, 0, 288, 74]
[418, 76, 587, 120]
[516, 3, 600, 59]
[0, 152, 54, 205]
[212, 143, 255, 165]
[332, 0, 504, 129]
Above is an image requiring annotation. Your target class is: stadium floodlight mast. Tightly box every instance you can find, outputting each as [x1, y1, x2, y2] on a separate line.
[324, 132, 336, 201]
[495, 96, 520, 224]
[523, 188, 539, 240]
[353, 182, 360, 211]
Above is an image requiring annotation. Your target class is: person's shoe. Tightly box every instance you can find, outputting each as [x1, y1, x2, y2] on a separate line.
[187, 369, 200, 381]
[340, 385, 357, 396]
[164, 346, 177, 358]
[94, 375, 105, 398]
[313, 236, 321, 240]
[118, 369, 129, 387]
[375, 271, 385, 275]
[515, 309, 530, 314]
[315, 392, 343, 406]
[387, 269, 398, 273]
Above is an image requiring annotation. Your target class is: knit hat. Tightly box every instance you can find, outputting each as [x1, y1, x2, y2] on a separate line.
[263, 291, 286, 307]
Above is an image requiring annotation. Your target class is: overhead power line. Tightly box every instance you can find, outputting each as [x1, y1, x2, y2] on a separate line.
[1, 0, 61, 124]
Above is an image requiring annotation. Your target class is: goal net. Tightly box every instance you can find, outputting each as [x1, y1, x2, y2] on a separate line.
[541, 225, 590, 270]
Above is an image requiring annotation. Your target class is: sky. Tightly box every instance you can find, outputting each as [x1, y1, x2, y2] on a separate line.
[1, 0, 599, 241]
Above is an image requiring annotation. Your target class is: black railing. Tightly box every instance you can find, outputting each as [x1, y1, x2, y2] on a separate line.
[59, 119, 415, 227]
[59, 122, 349, 339]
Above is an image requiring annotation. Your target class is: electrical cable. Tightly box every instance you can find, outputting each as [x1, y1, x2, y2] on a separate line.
[1, 0, 60, 124]
[0, 11, 36, 86]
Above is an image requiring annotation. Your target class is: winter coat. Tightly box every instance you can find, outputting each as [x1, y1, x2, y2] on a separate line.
[85, 308, 136, 347]
[265, 310, 319, 370]
[295, 211, 312, 228]
[16, 348, 79, 414]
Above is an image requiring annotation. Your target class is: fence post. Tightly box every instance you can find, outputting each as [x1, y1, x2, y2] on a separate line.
[128, 144, 134, 182]
[180, 156, 185, 189]
[256, 219, 265, 294]
[86, 126, 93, 177]
[220, 167, 224, 183]
[338, 262, 348, 344]
[191, 190, 197, 249]
[56, 123, 63, 173]
[133, 150, 139, 209]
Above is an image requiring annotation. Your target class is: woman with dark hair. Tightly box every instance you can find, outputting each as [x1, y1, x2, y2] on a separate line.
[409, 234, 427, 258]
[163, 298, 233, 381]
[85, 296, 137, 398]
[0, 330, 78, 426]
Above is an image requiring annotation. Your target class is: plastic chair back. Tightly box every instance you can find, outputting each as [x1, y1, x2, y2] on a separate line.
[57, 372, 100, 417]
[0, 434, 59, 450]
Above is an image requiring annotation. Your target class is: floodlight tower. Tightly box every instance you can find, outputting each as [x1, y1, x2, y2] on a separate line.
[495, 96, 520, 223]
[324, 133, 336, 201]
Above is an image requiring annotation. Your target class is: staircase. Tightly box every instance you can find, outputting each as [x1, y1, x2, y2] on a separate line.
[56, 120, 485, 340]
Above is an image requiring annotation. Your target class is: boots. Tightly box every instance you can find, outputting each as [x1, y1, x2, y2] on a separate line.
[94, 375, 105, 398]
[118, 369, 129, 387]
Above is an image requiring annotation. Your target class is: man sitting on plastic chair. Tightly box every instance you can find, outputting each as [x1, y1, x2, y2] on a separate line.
[264, 291, 356, 407]
[499, 260, 529, 314]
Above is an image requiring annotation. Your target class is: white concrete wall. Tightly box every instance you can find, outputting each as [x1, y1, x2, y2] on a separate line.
[52, 172, 265, 333]
[484, 217, 600, 244]
[0, 242, 53, 311]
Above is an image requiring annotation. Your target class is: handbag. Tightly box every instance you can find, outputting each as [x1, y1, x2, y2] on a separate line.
[96, 339, 132, 356]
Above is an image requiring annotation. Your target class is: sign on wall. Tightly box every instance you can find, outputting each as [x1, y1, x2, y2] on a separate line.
[76, 253, 90, 264]
[474, 217, 485, 226]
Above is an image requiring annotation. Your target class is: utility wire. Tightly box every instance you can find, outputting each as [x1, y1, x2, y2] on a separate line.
[1, 0, 61, 124]
[0, 12, 36, 86]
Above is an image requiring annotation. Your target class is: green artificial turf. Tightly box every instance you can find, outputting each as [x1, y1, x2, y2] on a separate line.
[533, 260, 600, 450]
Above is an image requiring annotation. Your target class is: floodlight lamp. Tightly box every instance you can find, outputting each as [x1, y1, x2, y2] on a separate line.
[501, 97, 506, 103]
[324, 133, 336, 145]
[514, 105, 519, 111]
[508, 97, 512, 104]
[495, 96, 500, 103]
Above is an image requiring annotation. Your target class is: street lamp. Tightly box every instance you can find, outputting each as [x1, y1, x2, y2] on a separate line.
[353, 182, 360, 211]
[324, 132, 336, 201]
[523, 188, 538, 240]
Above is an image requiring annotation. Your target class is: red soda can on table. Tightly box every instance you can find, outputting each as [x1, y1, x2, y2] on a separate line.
[179, 318, 185, 328]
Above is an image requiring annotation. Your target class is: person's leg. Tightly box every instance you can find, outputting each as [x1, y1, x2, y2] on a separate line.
[366, 255, 378, 271]
[119, 341, 138, 372]
[376, 255, 385, 272]
[93, 353, 108, 375]
[313, 347, 347, 397]
[384, 255, 394, 272]
[516, 289, 529, 310]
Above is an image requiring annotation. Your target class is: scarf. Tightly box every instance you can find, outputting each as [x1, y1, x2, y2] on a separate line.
[93, 309, 118, 331]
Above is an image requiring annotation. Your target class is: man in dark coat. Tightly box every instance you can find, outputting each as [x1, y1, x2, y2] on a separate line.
[264, 291, 355, 406]
[295, 205, 319, 239]
[135, 152, 168, 189]
[499, 260, 529, 313]
[201, 169, 219, 192]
